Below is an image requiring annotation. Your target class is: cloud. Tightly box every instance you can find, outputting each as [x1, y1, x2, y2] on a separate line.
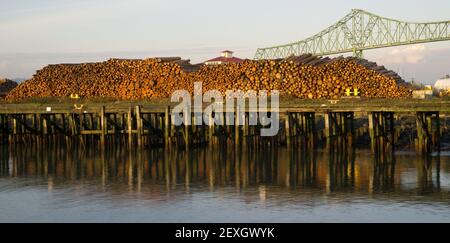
[365, 45, 450, 85]
[0, 61, 8, 78]
[0, 60, 7, 69]
[0, 0, 170, 52]
[382, 44, 427, 64]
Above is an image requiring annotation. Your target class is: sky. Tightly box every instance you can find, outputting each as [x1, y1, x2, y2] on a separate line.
[1, 0, 450, 84]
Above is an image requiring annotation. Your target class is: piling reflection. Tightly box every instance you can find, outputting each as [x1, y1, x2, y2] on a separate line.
[327, 143, 356, 192]
[372, 152, 396, 192]
[416, 155, 441, 194]
[0, 143, 448, 198]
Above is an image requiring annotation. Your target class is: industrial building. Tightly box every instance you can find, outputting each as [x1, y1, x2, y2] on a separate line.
[204, 50, 244, 65]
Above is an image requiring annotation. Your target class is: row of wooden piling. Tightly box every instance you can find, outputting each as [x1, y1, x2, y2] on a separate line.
[0, 106, 445, 154]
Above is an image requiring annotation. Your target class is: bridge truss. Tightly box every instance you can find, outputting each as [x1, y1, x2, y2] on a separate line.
[254, 9, 450, 59]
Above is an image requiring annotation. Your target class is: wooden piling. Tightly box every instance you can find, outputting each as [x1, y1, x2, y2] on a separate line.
[127, 107, 133, 148]
[184, 104, 190, 150]
[135, 106, 143, 148]
[324, 113, 331, 149]
[165, 106, 170, 147]
[235, 107, 241, 146]
[285, 113, 291, 146]
[0, 102, 446, 152]
[100, 106, 106, 148]
[416, 112, 440, 154]
[243, 113, 248, 146]
[436, 113, 441, 153]
[208, 112, 214, 145]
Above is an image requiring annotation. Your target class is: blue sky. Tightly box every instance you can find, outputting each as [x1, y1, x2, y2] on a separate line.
[1, 0, 450, 84]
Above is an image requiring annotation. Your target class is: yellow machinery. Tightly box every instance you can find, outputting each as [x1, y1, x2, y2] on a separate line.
[70, 94, 81, 99]
[70, 94, 84, 110]
[345, 88, 360, 97]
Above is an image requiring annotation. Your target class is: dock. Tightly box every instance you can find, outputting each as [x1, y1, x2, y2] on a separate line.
[1, 98, 450, 154]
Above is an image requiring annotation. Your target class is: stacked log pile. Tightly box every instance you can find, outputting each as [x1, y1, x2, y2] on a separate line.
[0, 79, 18, 98]
[6, 55, 412, 101]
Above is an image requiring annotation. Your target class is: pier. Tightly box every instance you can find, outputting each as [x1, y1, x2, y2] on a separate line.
[1, 99, 450, 154]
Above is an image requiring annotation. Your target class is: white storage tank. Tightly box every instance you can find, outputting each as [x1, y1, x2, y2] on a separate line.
[434, 75, 450, 91]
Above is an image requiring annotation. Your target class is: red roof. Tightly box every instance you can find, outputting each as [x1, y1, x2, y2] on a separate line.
[205, 56, 244, 63]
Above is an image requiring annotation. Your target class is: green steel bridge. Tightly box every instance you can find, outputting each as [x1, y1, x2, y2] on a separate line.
[254, 9, 450, 59]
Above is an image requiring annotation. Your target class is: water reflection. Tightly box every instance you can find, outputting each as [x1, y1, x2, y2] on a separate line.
[416, 155, 441, 194]
[0, 144, 447, 197]
[372, 154, 396, 193]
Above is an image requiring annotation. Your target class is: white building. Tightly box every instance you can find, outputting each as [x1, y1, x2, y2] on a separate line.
[434, 75, 450, 91]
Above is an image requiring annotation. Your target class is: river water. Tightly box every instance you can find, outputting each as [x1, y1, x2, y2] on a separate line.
[0, 145, 449, 223]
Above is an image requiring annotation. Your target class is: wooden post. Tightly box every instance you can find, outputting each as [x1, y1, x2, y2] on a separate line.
[1, 115, 6, 145]
[436, 112, 441, 153]
[235, 107, 240, 146]
[165, 106, 170, 147]
[388, 112, 395, 152]
[324, 113, 331, 149]
[51, 114, 57, 146]
[11, 116, 17, 144]
[135, 106, 142, 148]
[0, 115, 6, 145]
[128, 107, 133, 148]
[62, 114, 69, 146]
[193, 112, 198, 146]
[75, 114, 83, 147]
[347, 112, 354, 147]
[119, 113, 124, 147]
[426, 114, 433, 153]
[307, 113, 316, 149]
[42, 115, 48, 146]
[339, 113, 343, 138]
[100, 106, 106, 148]
[378, 113, 384, 154]
[184, 104, 190, 150]
[90, 113, 95, 145]
[416, 112, 425, 154]
[368, 113, 375, 153]
[285, 113, 291, 146]
[70, 114, 77, 148]
[243, 113, 248, 146]
[111, 114, 116, 146]
[0, 115, 3, 144]
[208, 112, 214, 145]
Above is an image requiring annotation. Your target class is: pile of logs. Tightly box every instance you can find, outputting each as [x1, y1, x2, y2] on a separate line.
[0, 79, 18, 98]
[282, 54, 405, 84]
[6, 55, 412, 101]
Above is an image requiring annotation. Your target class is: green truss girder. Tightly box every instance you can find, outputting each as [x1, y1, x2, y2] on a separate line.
[254, 9, 450, 59]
